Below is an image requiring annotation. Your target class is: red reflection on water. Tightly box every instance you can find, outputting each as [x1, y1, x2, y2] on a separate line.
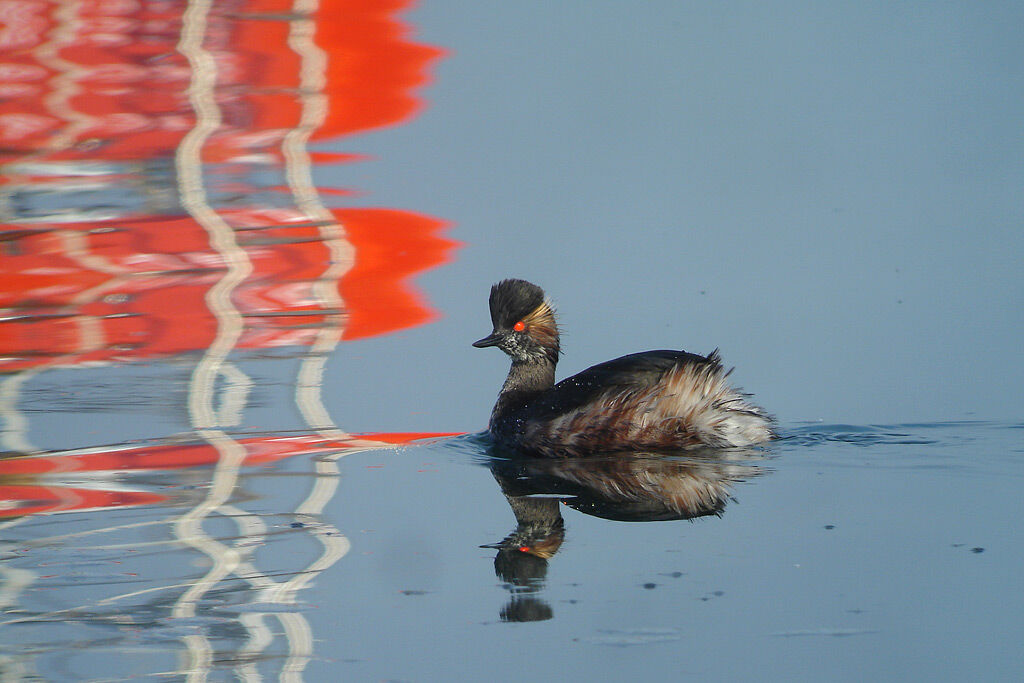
[0, 484, 168, 518]
[0, 431, 456, 517]
[0, 0, 442, 161]
[0, 433, 457, 478]
[0, 0, 457, 370]
[0, 207, 454, 368]
[0, 0, 459, 522]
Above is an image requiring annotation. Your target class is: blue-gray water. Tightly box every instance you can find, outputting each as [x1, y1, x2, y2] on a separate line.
[1, 1, 1022, 681]
[2, 424, 1022, 680]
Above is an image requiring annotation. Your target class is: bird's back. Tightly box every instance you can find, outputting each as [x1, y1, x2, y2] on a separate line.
[493, 349, 774, 456]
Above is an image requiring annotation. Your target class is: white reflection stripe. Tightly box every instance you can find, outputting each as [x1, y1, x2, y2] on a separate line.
[286, 0, 356, 440]
[173, 1, 251, 679]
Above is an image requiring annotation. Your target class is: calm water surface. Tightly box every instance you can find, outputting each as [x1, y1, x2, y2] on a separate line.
[1, 423, 1022, 680]
[2, 1, 1022, 681]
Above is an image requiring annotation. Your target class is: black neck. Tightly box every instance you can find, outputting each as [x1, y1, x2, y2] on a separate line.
[490, 358, 556, 429]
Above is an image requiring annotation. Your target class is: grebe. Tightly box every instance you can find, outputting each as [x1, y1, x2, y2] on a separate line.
[473, 279, 774, 456]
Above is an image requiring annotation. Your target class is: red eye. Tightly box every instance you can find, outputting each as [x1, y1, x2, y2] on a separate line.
[513, 321, 525, 332]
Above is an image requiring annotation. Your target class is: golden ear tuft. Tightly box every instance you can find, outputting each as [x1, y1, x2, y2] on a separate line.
[522, 299, 559, 351]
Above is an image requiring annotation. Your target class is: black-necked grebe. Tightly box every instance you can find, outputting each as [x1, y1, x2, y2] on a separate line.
[473, 279, 774, 456]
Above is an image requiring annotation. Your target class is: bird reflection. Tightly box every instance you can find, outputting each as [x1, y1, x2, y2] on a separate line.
[482, 495, 564, 622]
[483, 447, 766, 621]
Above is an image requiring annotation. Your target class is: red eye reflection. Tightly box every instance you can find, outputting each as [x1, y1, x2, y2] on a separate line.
[513, 321, 525, 332]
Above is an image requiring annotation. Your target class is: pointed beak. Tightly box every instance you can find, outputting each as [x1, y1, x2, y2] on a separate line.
[472, 331, 502, 348]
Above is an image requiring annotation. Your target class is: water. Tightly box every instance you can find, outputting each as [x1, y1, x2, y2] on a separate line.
[1, 424, 1021, 680]
[2, 1, 1022, 681]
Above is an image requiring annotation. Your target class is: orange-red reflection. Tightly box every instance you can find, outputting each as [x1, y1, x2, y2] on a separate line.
[0, 0, 443, 162]
[0, 0, 460, 520]
[0, 207, 455, 369]
[0, 0, 458, 369]
[0, 432, 457, 518]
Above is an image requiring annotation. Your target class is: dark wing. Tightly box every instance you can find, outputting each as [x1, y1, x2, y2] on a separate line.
[520, 349, 717, 422]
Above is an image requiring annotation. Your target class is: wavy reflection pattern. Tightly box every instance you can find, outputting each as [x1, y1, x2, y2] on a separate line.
[0, 0, 454, 677]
